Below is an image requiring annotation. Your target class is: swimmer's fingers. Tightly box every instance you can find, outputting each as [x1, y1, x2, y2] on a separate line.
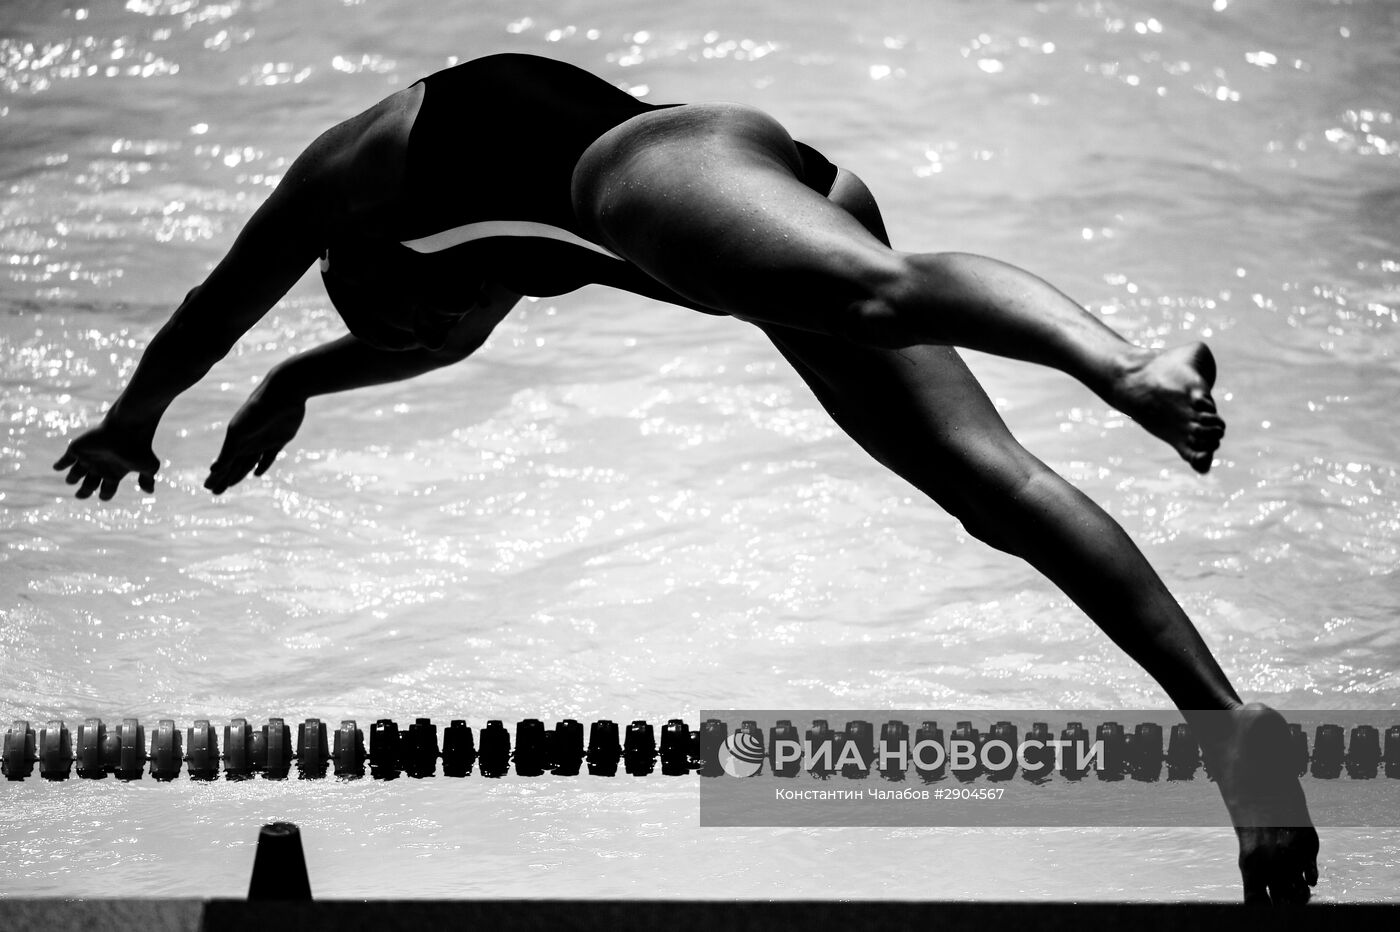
[205, 454, 256, 495]
[207, 446, 283, 492]
[59, 448, 157, 500]
[71, 467, 122, 501]
[64, 459, 106, 497]
[206, 429, 258, 494]
[204, 449, 231, 494]
[86, 467, 148, 500]
[206, 440, 284, 492]
[253, 448, 282, 477]
[223, 456, 257, 489]
[210, 393, 305, 493]
[55, 424, 161, 500]
[222, 456, 259, 489]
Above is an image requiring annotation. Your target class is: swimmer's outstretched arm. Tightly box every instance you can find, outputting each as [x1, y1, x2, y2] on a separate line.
[53, 135, 342, 500]
[205, 285, 520, 494]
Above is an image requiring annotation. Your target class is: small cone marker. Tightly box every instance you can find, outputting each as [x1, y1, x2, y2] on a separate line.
[247, 821, 312, 900]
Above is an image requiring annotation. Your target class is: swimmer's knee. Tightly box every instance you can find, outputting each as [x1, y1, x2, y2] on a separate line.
[946, 496, 1021, 555]
[829, 251, 1007, 349]
[937, 457, 1061, 556]
[832, 251, 988, 348]
[826, 253, 926, 348]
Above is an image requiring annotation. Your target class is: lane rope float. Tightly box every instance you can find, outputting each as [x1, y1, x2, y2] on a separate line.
[3, 716, 1397, 782]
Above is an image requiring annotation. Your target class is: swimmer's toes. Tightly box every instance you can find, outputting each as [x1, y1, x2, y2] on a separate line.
[1273, 829, 1320, 904]
[1188, 340, 1218, 389]
[1172, 343, 1224, 470]
[1179, 420, 1222, 472]
[1192, 424, 1223, 450]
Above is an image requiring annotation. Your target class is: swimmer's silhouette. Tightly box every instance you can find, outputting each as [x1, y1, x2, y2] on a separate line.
[51, 53, 1316, 902]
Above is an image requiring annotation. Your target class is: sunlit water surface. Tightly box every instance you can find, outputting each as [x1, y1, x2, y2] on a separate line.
[2, 0, 1397, 901]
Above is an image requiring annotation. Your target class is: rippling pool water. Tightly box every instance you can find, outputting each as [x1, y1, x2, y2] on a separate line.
[2, 0, 1397, 901]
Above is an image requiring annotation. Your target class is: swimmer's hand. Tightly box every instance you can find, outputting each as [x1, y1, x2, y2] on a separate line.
[53, 418, 160, 501]
[206, 383, 305, 495]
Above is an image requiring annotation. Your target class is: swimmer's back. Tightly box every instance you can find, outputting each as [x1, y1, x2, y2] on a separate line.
[324, 53, 839, 302]
[398, 53, 657, 242]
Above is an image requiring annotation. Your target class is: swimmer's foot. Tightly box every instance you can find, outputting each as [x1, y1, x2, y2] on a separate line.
[1107, 342, 1224, 473]
[1190, 703, 1321, 905]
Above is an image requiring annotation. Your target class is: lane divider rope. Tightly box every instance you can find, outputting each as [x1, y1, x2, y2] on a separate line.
[3, 716, 1397, 782]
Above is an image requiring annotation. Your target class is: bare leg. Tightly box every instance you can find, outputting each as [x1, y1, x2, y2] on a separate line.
[573, 118, 1318, 899]
[768, 323, 1319, 902]
[884, 253, 1226, 474]
[764, 323, 1240, 710]
[573, 104, 1224, 471]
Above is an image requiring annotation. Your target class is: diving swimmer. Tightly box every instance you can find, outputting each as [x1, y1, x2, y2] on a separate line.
[51, 53, 1319, 902]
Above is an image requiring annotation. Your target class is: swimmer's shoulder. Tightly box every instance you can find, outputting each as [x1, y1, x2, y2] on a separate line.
[289, 83, 425, 230]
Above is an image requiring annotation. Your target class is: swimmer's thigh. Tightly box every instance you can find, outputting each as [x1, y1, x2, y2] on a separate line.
[571, 104, 903, 331]
[767, 329, 1042, 512]
[751, 169, 1044, 523]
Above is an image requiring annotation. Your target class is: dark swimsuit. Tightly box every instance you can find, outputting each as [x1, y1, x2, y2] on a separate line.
[322, 53, 839, 334]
